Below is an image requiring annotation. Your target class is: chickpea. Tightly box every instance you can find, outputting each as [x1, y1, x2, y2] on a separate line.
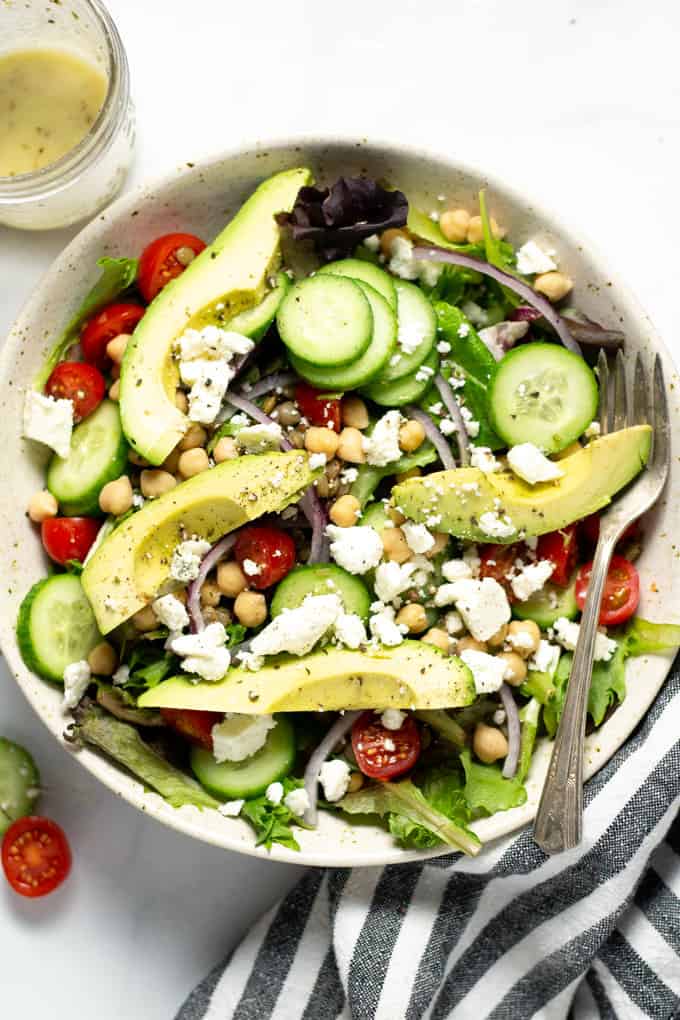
[132, 604, 158, 632]
[380, 227, 410, 258]
[425, 532, 449, 560]
[98, 475, 133, 516]
[202, 606, 233, 627]
[456, 636, 488, 654]
[395, 467, 421, 484]
[162, 446, 182, 474]
[178, 448, 210, 478]
[467, 215, 504, 244]
[507, 619, 541, 658]
[388, 507, 406, 526]
[217, 561, 248, 598]
[175, 389, 189, 413]
[421, 627, 451, 653]
[28, 489, 58, 524]
[140, 469, 177, 499]
[398, 419, 426, 453]
[337, 427, 366, 464]
[234, 590, 267, 628]
[200, 579, 222, 608]
[329, 494, 361, 527]
[380, 526, 411, 564]
[87, 641, 117, 676]
[109, 379, 121, 401]
[347, 771, 364, 793]
[341, 395, 369, 430]
[304, 426, 340, 459]
[396, 603, 428, 634]
[128, 448, 149, 467]
[440, 208, 471, 243]
[105, 332, 130, 364]
[179, 423, 208, 451]
[274, 400, 301, 427]
[473, 723, 509, 764]
[496, 651, 527, 687]
[487, 623, 508, 649]
[213, 436, 239, 463]
[534, 271, 573, 303]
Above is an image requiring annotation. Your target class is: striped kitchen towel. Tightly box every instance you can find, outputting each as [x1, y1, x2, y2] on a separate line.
[177, 658, 680, 1020]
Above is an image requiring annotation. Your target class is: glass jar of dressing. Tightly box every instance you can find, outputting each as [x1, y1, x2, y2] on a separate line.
[0, 0, 135, 230]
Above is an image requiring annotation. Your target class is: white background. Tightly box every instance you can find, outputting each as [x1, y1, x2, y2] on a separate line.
[1, 1, 679, 1016]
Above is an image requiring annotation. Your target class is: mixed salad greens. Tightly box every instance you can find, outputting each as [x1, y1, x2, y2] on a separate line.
[12, 168, 680, 857]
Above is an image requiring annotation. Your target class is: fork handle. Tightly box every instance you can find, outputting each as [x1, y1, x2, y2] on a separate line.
[533, 529, 618, 854]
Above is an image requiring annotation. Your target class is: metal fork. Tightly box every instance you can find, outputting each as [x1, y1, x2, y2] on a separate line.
[533, 349, 670, 855]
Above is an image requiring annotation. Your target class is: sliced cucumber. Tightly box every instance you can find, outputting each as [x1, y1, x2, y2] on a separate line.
[377, 280, 437, 382]
[362, 349, 440, 407]
[271, 564, 371, 620]
[227, 271, 290, 340]
[0, 738, 41, 836]
[277, 275, 373, 367]
[190, 716, 296, 799]
[47, 400, 128, 516]
[488, 343, 599, 454]
[290, 281, 397, 390]
[513, 578, 579, 629]
[17, 574, 101, 683]
[318, 258, 397, 311]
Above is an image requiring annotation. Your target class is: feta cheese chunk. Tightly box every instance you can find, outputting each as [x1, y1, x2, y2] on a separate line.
[380, 708, 406, 730]
[284, 787, 311, 816]
[401, 521, 435, 555]
[218, 799, 245, 817]
[176, 325, 254, 425]
[152, 594, 189, 632]
[211, 713, 277, 763]
[111, 665, 130, 686]
[374, 561, 417, 603]
[170, 622, 231, 681]
[584, 420, 601, 439]
[318, 759, 351, 802]
[23, 390, 73, 459]
[236, 422, 283, 452]
[507, 443, 564, 485]
[530, 640, 561, 676]
[551, 617, 617, 662]
[308, 452, 327, 470]
[327, 524, 383, 574]
[459, 649, 507, 694]
[362, 410, 402, 467]
[265, 781, 284, 804]
[369, 604, 405, 647]
[388, 235, 442, 287]
[250, 594, 343, 658]
[445, 611, 464, 635]
[170, 539, 211, 583]
[470, 447, 502, 474]
[441, 559, 474, 583]
[176, 325, 253, 362]
[515, 240, 558, 276]
[442, 577, 511, 641]
[334, 612, 368, 650]
[242, 558, 262, 577]
[511, 560, 554, 601]
[62, 660, 91, 710]
[478, 511, 516, 539]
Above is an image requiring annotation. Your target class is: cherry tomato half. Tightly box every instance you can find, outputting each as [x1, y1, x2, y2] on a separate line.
[2, 817, 71, 898]
[45, 361, 105, 422]
[351, 711, 421, 781]
[160, 708, 222, 751]
[81, 302, 145, 369]
[297, 383, 342, 432]
[138, 232, 206, 303]
[41, 517, 100, 565]
[580, 512, 639, 549]
[536, 525, 578, 588]
[234, 526, 296, 590]
[479, 543, 525, 601]
[575, 555, 640, 626]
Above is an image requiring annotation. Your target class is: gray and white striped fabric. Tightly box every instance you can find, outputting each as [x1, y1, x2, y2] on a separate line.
[177, 658, 680, 1020]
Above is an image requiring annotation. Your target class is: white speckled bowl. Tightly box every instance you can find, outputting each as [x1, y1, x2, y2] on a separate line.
[1, 138, 678, 866]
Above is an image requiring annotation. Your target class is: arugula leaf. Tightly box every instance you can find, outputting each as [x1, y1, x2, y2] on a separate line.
[35, 256, 138, 389]
[622, 618, 680, 657]
[459, 748, 527, 816]
[240, 778, 306, 852]
[350, 442, 438, 506]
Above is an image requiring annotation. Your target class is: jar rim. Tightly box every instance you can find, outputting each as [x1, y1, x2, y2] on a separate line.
[0, 0, 131, 204]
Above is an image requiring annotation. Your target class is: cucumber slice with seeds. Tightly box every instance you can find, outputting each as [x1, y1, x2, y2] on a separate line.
[47, 399, 128, 516]
[277, 275, 373, 366]
[271, 564, 371, 620]
[190, 716, 296, 800]
[362, 349, 440, 407]
[318, 258, 397, 310]
[17, 574, 101, 683]
[377, 279, 437, 382]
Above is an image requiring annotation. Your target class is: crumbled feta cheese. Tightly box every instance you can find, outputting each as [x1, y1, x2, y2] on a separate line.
[62, 660, 91, 709]
[401, 521, 435, 555]
[458, 404, 480, 438]
[170, 622, 231, 681]
[319, 759, 351, 802]
[364, 233, 381, 252]
[230, 412, 250, 427]
[334, 612, 368, 649]
[211, 714, 277, 763]
[362, 410, 402, 467]
[170, 539, 211, 582]
[551, 617, 617, 662]
[152, 594, 189, 632]
[381, 708, 406, 730]
[436, 340, 451, 355]
[242, 558, 262, 577]
[433, 583, 460, 608]
[459, 649, 507, 693]
[340, 466, 359, 485]
[415, 363, 435, 383]
[516, 240, 558, 276]
[507, 630, 535, 653]
[398, 315, 428, 355]
[284, 787, 310, 816]
[251, 594, 343, 658]
[463, 545, 481, 576]
[176, 324, 253, 362]
[23, 390, 73, 459]
[236, 650, 265, 672]
[111, 665, 130, 686]
[218, 799, 245, 817]
[530, 640, 561, 676]
[369, 604, 405, 646]
[132, 492, 145, 509]
[388, 235, 442, 286]
[176, 325, 254, 425]
[445, 610, 464, 635]
[438, 417, 455, 436]
[478, 511, 516, 539]
[478, 321, 529, 361]
[327, 524, 383, 574]
[374, 560, 417, 603]
[511, 560, 555, 601]
[493, 709, 507, 725]
[428, 401, 444, 416]
[265, 781, 284, 804]
[441, 559, 474, 582]
[308, 452, 327, 470]
[237, 422, 283, 452]
[443, 577, 511, 641]
[507, 443, 564, 485]
[584, 420, 601, 439]
[461, 301, 488, 327]
[470, 447, 501, 474]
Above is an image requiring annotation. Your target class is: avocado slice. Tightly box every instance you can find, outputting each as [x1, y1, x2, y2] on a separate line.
[138, 641, 475, 713]
[392, 426, 651, 542]
[120, 167, 312, 465]
[82, 451, 319, 634]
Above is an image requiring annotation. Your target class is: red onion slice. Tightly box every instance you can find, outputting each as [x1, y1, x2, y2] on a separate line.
[500, 683, 521, 779]
[412, 245, 581, 355]
[509, 305, 542, 323]
[432, 374, 470, 466]
[239, 371, 298, 401]
[303, 710, 363, 826]
[186, 533, 238, 633]
[405, 405, 456, 470]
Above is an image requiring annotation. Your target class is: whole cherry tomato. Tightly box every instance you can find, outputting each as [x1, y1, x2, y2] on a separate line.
[80, 302, 145, 369]
[575, 555, 640, 626]
[138, 232, 206, 303]
[2, 817, 71, 898]
[41, 517, 100, 565]
[296, 383, 342, 432]
[160, 709, 222, 751]
[351, 711, 421, 781]
[535, 525, 578, 588]
[45, 361, 105, 422]
[234, 526, 296, 589]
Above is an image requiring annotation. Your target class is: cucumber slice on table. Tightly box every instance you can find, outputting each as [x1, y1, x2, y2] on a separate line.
[376, 279, 437, 383]
[271, 564, 371, 620]
[227, 271, 290, 340]
[513, 578, 579, 629]
[290, 281, 397, 390]
[277, 275, 373, 367]
[47, 399, 128, 516]
[318, 258, 397, 311]
[190, 716, 296, 799]
[362, 349, 440, 407]
[17, 574, 101, 682]
[0, 738, 41, 836]
[488, 342, 599, 454]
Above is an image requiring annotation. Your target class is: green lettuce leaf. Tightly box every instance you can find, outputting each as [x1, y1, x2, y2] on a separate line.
[517, 697, 541, 782]
[622, 618, 680, 657]
[240, 778, 306, 852]
[478, 189, 519, 280]
[460, 748, 527, 816]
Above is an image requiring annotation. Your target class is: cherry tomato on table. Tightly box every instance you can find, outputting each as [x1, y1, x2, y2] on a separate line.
[535, 524, 579, 587]
[479, 543, 526, 601]
[160, 708, 222, 751]
[138, 232, 206, 303]
[2, 817, 71, 897]
[41, 517, 100, 565]
[45, 361, 105, 422]
[234, 526, 296, 589]
[351, 711, 421, 781]
[575, 555, 640, 626]
[81, 302, 145, 369]
[296, 383, 342, 432]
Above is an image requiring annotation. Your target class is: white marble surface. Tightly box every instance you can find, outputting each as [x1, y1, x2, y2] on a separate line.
[1, 0, 679, 1016]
